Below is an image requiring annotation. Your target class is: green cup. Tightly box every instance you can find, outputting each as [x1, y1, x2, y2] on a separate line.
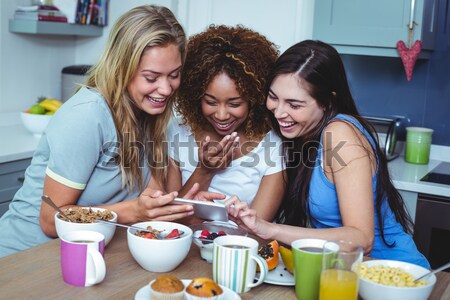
[405, 127, 433, 164]
[292, 239, 327, 300]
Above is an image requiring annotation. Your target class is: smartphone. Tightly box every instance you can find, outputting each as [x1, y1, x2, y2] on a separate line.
[170, 198, 228, 222]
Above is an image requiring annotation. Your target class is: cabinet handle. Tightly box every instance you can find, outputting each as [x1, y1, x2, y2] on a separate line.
[17, 176, 25, 183]
[409, 0, 416, 29]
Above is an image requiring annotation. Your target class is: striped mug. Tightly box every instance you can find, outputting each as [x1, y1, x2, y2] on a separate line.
[213, 235, 268, 293]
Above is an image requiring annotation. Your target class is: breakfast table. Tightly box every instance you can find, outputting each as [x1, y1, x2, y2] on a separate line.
[0, 227, 449, 300]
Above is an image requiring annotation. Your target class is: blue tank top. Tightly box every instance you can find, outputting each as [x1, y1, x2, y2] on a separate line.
[309, 114, 430, 268]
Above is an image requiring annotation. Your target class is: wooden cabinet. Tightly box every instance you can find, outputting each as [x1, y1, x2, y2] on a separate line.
[312, 0, 439, 57]
[0, 158, 31, 217]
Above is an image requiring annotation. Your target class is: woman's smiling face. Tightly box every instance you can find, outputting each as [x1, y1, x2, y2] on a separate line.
[266, 73, 325, 139]
[127, 43, 182, 115]
[201, 72, 249, 136]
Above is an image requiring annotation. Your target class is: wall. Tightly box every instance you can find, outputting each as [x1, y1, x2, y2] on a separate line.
[1, 0, 448, 145]
[341, 1, 450, 146]
[0, 0, 77, 113]
[1, 0, 312, 114]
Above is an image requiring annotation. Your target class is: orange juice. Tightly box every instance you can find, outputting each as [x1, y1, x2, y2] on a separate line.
[319, 269, 358, 300]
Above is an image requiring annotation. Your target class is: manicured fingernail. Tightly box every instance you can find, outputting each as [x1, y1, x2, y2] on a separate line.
[231, 132, 238, 137]
[235, 137, 240, 142]
[225, 135, 231, 140]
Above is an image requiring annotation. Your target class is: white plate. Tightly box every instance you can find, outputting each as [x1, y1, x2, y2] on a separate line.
[135, 279, 241, 300]
[255, 253, 295, 286]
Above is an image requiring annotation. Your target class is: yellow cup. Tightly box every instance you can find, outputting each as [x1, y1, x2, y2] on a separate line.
[405, 127, 433, 164]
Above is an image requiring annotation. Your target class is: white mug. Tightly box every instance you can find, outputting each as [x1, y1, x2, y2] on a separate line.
[213, 235, 268, 293]
[60, 230, 106, 287]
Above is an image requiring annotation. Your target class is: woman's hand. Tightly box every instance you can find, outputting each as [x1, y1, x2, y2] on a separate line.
[182, 182, 226, 202]
[225, 196, 259, 234]
[135, 188, 194, 221]
[198, 133, 239, 172]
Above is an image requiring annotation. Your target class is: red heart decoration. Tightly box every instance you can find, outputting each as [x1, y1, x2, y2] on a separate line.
[397, 40, 422, 81]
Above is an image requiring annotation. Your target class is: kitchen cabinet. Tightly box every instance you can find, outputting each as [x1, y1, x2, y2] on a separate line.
[413, 193, 450, 269]
[312, 0, 438, 57]
[0, 158, 31, 217]
[8, 20, 103, 36]
[179, 0, 313, 53]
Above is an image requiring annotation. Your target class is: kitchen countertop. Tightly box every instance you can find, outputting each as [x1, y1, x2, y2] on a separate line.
[0, 124, 39, 164]
[0, 119, 449, 197]
[389, 157, 450, 197]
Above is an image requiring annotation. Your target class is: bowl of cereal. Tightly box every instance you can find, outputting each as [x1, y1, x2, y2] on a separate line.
[189, 221, 248, 263]
[358, 259, 436, 300]
[54, 207, 118, 245]
[127, 221, 193, 272]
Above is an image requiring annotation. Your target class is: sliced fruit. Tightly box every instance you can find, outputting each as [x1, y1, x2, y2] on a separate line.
[258, 240, 279, 271]
[164, 229, 180, 239]
[279, 245, 294, 274]
[142, 232, 157, 239]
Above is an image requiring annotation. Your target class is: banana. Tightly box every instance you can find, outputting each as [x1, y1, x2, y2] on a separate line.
[39, 99, 63, 112]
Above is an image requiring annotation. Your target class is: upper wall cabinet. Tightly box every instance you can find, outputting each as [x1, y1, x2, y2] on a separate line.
[312, 0, 438, 57]
[9, 20, 103, 37]
[179, 0, 313, 53]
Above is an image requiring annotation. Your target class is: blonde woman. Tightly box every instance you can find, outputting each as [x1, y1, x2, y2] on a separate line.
[0, 5, 212, 257]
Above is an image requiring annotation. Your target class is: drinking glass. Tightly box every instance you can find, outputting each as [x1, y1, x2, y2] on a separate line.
[319, 240, 362, 300]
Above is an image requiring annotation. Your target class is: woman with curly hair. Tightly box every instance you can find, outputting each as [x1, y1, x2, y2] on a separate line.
[166, 25, 285, 221]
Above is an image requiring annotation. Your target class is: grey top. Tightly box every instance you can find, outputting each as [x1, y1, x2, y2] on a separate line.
[0, 88, 150, 257]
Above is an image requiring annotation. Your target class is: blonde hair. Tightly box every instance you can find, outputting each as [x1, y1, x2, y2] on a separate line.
[85, 5, 186, 191]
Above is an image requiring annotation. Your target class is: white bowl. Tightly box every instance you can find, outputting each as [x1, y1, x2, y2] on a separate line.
[189, 221, 248, 263]
[54, 207, 117, 245]
[359, 259, 436, 300]
[20, 112, 52, 137]
[127, 221, 193, 272]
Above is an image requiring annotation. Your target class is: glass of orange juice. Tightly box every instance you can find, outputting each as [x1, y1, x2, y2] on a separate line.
[319, 240, 362, 300]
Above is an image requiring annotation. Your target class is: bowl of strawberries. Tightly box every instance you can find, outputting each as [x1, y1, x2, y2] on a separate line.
[189, 221, 247, 263]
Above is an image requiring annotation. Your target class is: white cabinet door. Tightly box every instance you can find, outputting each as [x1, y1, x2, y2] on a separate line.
[178, 0, 313, 53]
[312, 0, 438, 57]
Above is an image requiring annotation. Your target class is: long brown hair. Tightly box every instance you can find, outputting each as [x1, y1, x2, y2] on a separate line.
[270, 40, 413, 246]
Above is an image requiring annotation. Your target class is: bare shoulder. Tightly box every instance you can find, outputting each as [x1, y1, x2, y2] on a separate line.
[322, 118, 366, 148]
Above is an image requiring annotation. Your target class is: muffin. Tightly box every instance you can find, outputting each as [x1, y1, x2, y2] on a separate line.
[149, 275, 185, 300]
[185, 277, 223, 300]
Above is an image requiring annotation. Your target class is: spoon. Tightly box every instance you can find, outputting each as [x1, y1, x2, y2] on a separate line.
[41, 195, 73, 222]
[414, 262, 450, 283]
[95, 219, 184, 239]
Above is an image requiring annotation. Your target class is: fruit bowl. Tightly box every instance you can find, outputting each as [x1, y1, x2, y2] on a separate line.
[189, 221, 247, 263]
[127, 221, 193, 272]
[20, 112, 52, 137]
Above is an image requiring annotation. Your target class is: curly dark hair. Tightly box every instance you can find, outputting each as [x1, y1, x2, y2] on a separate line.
[175, 25, 279, 139]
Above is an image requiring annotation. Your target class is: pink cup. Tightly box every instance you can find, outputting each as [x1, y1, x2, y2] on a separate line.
[60, 230, 106, 287]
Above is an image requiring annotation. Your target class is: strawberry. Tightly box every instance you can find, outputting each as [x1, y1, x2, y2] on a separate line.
[143, 232, 157, 239]
[165, 229, 180, 239]
[201, 230, 210, 237]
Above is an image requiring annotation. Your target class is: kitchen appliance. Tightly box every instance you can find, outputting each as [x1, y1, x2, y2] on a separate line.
[414, 162, 450, 271]
[413, 193, 450, 271]
[61, 65, 91, 101]
[362, 116, 409, 161]
[420, 162, 450, 185]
